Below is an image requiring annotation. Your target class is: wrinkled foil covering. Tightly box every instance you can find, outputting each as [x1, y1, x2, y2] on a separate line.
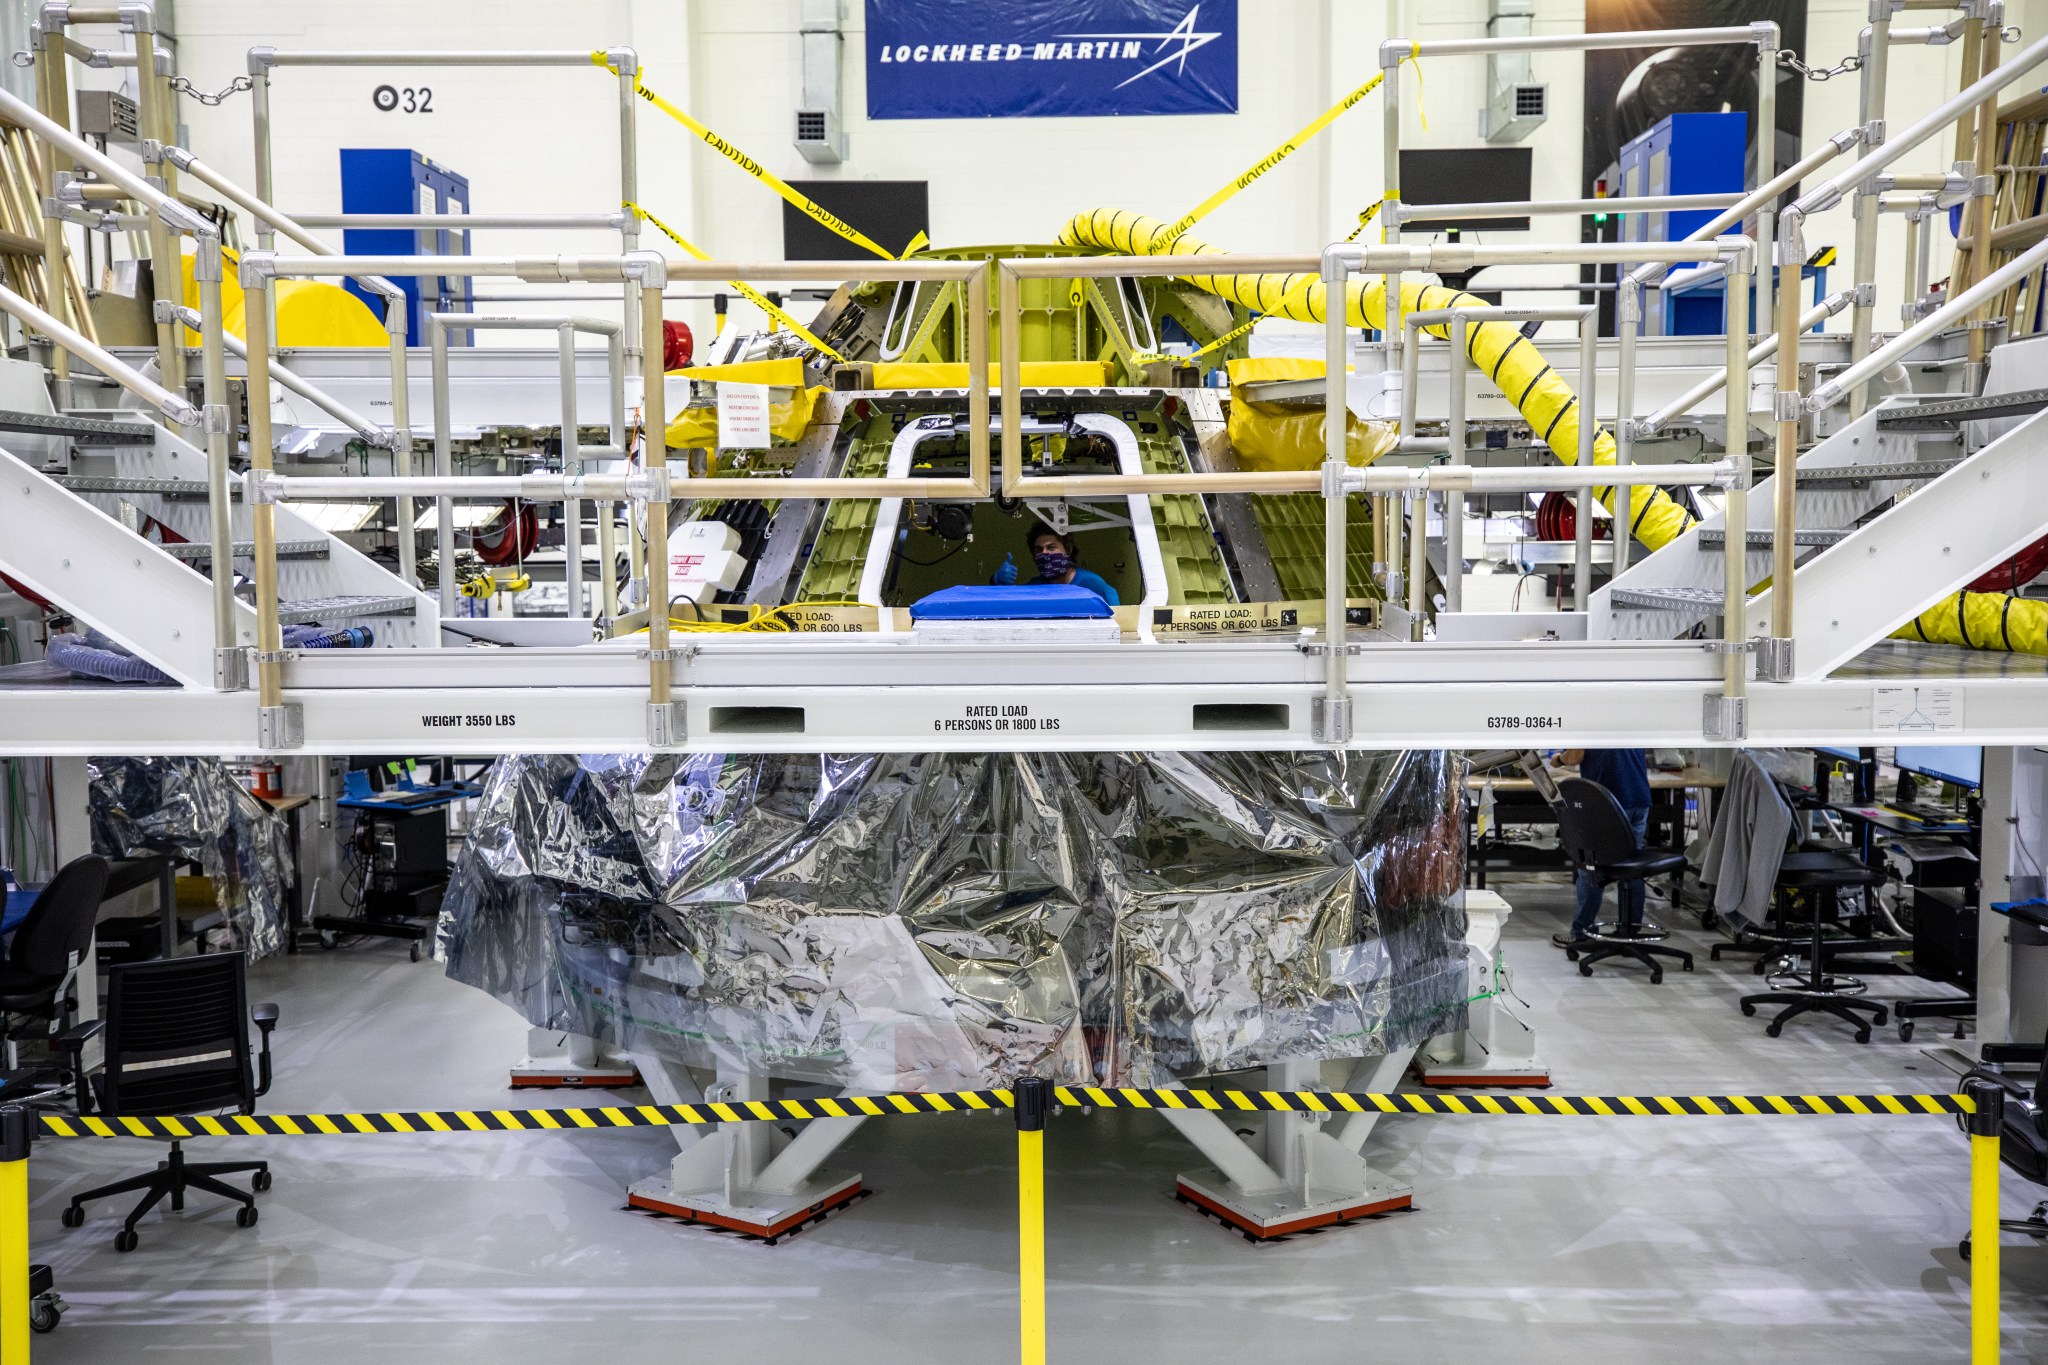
[441, 751, 1466, 1091]
[88, 757, 291, 959]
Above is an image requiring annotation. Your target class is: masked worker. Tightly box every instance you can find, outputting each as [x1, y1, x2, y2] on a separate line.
[992, 522, 1118, 605]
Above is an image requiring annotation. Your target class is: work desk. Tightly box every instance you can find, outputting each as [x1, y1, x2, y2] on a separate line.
[1465, 765, 1725, 891]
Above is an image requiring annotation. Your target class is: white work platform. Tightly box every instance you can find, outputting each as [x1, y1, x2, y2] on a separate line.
[0, 636, 2038, 756]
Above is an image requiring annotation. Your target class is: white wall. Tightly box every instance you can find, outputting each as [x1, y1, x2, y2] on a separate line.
[60, 0, 2048, 343]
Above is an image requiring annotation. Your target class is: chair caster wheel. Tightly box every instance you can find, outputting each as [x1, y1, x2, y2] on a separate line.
[1854, 1030, 1871, 1044]
[1650, 971, 1664, 985]
[1682, 961, 1694, 972]
[60, 1205, 83, 1228]
[1578, 962, 1592, 977]
[1564, 949, 1579, 962]
[319, 932, 337, 950]
[236, 1205, 259, 1228]
[1897, 1020, 1915, 1042]
[1960, 1235, 1973, 1261]
[252, 1169, 272, 1192]
[409, 942, 421, 963]
[27, 1297, 60, 1333]
[1741, 1002, 1756, 1017]
[1765, 1022, 1783, 1037]
[114, 1229, 139, 1253]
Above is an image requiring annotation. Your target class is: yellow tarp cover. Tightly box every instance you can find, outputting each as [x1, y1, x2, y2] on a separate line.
[1224, 356, 1394, 470]
[179, 247, 386, 348]
[871, 361, 1110, 389]
[666, 385, 827, 450]
[681, 358, 806, 386]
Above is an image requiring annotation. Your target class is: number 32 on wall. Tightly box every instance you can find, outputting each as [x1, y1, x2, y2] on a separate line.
[372, 85, 433, 113]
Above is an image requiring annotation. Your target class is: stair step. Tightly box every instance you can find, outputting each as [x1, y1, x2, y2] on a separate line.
[163, 540, 329, 563]
[1610, 585, 1727, 612]
[1876, 388, 2048, 430]
[1696, 528, 1850, 550]
[278, 594, 416, 624]
[0, 409, 157, 445]
[1793, 459, 1963, 488]
[51, 474, 221, 500]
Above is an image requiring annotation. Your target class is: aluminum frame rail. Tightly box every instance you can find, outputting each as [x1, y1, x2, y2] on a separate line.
[247, 45, 646, 353]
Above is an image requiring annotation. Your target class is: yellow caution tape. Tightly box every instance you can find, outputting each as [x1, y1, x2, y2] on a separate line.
[36, 1090, 1972, 1139]
[1160, 70, 1386, 243]
[1399, 41, 1429, 132]
[628, 202, 848, 364]
[600, 52, 900, 262]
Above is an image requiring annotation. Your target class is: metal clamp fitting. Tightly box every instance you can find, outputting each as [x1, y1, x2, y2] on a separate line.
[1774, 391, 1804, 423]
[139, 137, 162, 166]
[626, 467, 671, 504]
[204, 403, 232, 436]
[245, 469, 286, 504]
[151, 298, 175, 324]
[1757, 636, 1795, 682]
[646, 700, 686, 748]
[619, 249, 669, 288]
[116, 1, 156, 34]
[1702, 693, 1748, 741]
[1751, 19, 1779, 50]
[247, 45, 276, 75]
[603, 45, 638, 76]
[1971, 174, 1997, 199]
[237, 250, 279, 288]
[1311, 695, 1354, 745]
[638, 648, 688, 663]
[213, 645, 249, 692]
[160, 395, 202, 429]
[252, 649, 298, 665]
[1852, 282, 1877, 309]
[257, 702, 304, 751]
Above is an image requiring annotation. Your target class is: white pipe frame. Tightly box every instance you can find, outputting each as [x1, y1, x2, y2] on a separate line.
[425, 310, 623, 620]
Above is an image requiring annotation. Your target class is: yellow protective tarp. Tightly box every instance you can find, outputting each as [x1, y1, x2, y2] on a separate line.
[1224, 357, 1394, 470]
[1060, 209, 1697, 551]
[178, 247, 387, 348]
[681, 358, 807, 387]
[666, 384, 827, 450]
[1891, 590, 2048, 655]
[872, 361, 1109, 389]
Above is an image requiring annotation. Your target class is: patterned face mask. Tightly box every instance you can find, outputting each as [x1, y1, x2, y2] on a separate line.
[1034, 550, 1074, 577]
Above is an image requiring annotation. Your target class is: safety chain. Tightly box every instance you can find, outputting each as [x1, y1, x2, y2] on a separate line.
[1776, 49, 1862, 82]
[1778, 25, 2021, 81]
[168, 74, 253, 106]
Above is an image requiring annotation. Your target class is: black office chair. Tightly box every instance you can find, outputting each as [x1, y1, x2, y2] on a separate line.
[0, 854, 109, 1068]
[1552, 777, 1695, 983]
[1957, 1021, 2048, 1260]
[1737, 851, 1890, 1042]
[56, 952, 280, 1251]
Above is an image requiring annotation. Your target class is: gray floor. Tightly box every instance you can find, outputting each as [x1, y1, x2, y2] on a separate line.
[22, 877, 2048, 1363]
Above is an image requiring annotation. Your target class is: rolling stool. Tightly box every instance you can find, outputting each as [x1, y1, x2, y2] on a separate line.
[1739, 851, 1889, 1042]
[1553, 778, 1695, 984]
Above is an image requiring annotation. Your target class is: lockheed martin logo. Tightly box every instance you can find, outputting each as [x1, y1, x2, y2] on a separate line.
[875, 5, 1223, 87]
[1063, 7, 1223, 88]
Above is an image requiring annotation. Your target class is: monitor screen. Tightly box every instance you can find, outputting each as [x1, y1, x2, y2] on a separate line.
[1397, 149, 1533, 233]
[1895, 744, 1982, 789]
[1812, 746, 1861, 762]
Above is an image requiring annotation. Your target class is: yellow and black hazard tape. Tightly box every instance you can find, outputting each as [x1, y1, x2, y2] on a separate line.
[35, 1089, 1968, 1140]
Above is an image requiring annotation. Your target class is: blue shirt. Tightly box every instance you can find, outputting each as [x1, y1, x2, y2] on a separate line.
[1036, 568, 1118, 604]
[1579, 749, 1651, 811]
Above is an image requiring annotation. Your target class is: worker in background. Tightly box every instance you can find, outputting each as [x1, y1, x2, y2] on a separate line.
[1554, 747, 1652, 948]
[993, 522, 1119, 605]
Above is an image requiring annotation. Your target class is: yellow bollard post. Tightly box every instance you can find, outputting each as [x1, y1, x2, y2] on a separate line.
[0, 1105, 31, 1364]
[1966, 1077, 2004, 1363]
[1014, 1076, 1049, 1365]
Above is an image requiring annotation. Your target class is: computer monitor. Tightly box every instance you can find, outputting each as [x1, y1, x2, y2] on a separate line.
[1812, 746, 1861, 762]
[1396, 149, 1533, 233]
[1894, 745, 1982, 789]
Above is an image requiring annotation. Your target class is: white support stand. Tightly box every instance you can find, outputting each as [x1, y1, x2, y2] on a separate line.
[1417, 889, 1549, 1087]
[624, 1055, 867, 1243]
[509, 1028, 641, 1089]
[1167, 1055, 1415, 1240]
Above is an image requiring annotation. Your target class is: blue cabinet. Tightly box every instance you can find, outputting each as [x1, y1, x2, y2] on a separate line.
[339, 149, 470, 345]
[1617, 112, 1746, 336]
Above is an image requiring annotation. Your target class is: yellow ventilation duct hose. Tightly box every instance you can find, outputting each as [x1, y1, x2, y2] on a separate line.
[1891, 590, 2048, 655]
[1058, 209, 1698, 551]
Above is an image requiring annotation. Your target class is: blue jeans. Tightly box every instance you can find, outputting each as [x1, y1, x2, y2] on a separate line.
[1572, 804, 1651, 935]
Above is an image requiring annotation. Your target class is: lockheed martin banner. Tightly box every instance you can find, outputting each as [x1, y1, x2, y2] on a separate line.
[865, 1, 1238, 119]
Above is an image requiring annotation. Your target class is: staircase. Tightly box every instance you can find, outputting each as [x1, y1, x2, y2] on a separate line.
[1592, 387, 2048, 679]
[0, 404, 435, 687]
